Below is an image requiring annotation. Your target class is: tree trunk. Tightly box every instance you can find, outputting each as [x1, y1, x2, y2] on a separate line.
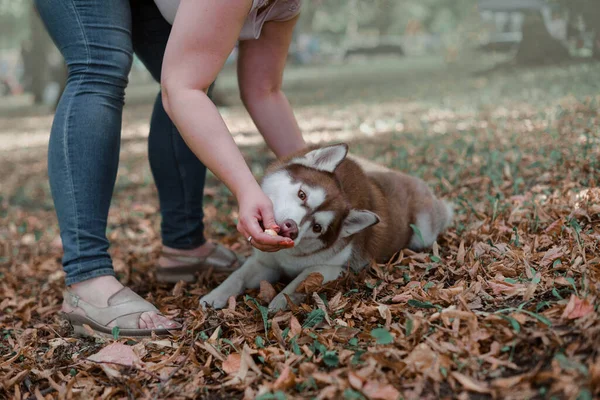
[584, 7, 600, 60]
[28, 4, 52, 104]
[345, 0, 359, 39]
[515, 11, 570, 65]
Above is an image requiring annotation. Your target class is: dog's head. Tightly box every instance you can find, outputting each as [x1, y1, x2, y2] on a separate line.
[261, 143, 380, 254]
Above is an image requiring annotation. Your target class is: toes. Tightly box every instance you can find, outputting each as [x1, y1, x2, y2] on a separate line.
[167, 319, 181, 329]
[268, 295, 288, 313]
[139, 312, 180, 330]
[200, 294, 228, 310]
[150, 313, 179, 330]
[158, 314, 180, 329]
[139, 312, 154, 329]
[144, 312, 162, 329]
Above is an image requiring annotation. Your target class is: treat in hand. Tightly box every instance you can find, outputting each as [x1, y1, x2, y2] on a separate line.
[264, 228, 278, 236]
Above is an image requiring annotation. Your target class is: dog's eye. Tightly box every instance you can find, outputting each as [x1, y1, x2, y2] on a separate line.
[298, 190, 306, 201]
[313, 224, 322, 233]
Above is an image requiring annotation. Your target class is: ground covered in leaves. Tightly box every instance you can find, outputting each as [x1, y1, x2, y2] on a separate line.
[1, 55, 600, 399]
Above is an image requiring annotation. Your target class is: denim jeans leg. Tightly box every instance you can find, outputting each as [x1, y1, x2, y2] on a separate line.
[35, 0, 133, 285]
[130, 0, 210, 250]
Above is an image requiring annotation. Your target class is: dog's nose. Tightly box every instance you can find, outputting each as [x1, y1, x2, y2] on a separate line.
[280, 219, 298, 240]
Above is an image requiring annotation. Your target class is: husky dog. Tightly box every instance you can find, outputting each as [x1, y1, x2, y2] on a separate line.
[199, 143, 453, 312]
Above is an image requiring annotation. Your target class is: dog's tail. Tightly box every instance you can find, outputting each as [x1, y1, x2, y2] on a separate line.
[409, 198, 454, 251]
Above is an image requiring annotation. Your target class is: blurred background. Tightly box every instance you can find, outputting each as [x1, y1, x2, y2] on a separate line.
[1, 0, 599, 114]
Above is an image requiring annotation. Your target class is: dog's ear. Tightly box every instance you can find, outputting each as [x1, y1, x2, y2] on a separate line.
[340, 209, 380, 238]
[296, 143, 348, 173]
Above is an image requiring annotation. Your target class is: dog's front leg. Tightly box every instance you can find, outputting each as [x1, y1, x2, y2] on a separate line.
[268, 265, 344, 312]
[200, 253, 280, 310]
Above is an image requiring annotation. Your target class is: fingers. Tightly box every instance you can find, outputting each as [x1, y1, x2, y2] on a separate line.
[235, 190, 292, 252]
[259, 202, 280, 233]
[247, 217, 293, 251]
[237, 217, 293, 252]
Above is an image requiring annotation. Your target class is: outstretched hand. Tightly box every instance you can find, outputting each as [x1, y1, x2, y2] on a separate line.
[236, 188, 294, 252]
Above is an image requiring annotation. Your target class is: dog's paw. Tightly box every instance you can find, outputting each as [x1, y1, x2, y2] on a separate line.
[199, 292, 231, 310]
[268, 293, 304, 313]
[268, 294, 289, 313]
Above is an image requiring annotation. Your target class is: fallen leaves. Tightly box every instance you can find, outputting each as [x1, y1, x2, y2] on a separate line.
[561, 294, 595, 320]
[259, 280, 277, 304]
[2, 59, 600, 400]
[85, 343, 143, 380]
[272, 365, 296, 391]
[361, 380, 401, 400]
[296, 272, 324, 294]
[87, 343, 141, 366]
[222, 353, 242, 374]
[451, 372, 490, 394]
[348, 368, 401, 400]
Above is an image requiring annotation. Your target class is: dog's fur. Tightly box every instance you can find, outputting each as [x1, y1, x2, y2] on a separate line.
[199, 143, 453, 312]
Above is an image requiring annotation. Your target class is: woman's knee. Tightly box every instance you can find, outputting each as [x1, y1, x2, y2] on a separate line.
[68, 46, 134, 99]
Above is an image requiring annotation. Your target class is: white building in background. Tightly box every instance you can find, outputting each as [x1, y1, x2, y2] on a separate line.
[478, 0, 567, 42]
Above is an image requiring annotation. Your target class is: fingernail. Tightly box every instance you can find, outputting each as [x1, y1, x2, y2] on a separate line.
[158, 325, 165, 329]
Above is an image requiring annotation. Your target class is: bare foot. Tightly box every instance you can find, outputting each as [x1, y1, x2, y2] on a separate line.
[158, 242, 217, 268]
[62, 276, 180, 330]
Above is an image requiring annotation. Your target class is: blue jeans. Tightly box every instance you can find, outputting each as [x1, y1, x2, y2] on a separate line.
[35, 0, 210, 285]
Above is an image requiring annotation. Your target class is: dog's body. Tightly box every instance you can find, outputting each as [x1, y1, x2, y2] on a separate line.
[200, 144, 453, 311]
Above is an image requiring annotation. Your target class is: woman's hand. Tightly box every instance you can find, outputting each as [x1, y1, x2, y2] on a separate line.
[236, 187, 294, 252]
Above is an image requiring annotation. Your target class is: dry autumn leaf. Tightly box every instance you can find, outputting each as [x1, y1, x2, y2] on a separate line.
[361, 380, 401, 400]
[561, 294, 595, 320]
[451, 372, 490, 394]
[296, 272, 324, 294]
[259, 280, 277, 304]
[273, 366, 296, 390]
[222, 353, 242, 375]
[87, 343, 141, 367]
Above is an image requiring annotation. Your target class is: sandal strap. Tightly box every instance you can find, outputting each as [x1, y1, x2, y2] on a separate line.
[205, 244, 241, 269]
[161, 244, 240, 270]
[63, 288, 159, 327]
[160, 253, 208, 264]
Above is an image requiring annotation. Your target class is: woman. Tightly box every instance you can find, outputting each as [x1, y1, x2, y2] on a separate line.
[36, 0, 304, 337]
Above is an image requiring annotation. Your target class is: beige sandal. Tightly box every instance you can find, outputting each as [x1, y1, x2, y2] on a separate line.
[155, 243, 245, 284]
[61, 288, 179, 338]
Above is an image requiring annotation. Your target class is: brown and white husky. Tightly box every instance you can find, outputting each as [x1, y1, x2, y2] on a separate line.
[200, 143, 453, 312]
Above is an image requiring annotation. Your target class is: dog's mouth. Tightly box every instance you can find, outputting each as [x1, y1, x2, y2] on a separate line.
[278, 219, 298, 240]
[265, 220, 298, 240]
[261, 221, 298, 241]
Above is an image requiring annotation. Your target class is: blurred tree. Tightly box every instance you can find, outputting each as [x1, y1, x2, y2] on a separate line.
[515, 10, 570, 65]
[0, 0, 30, 48]
[27, 3, 54, 104]
[1, 0, 66, 105]
[552, 0, 600, 58]
[479, 0, 572, 65]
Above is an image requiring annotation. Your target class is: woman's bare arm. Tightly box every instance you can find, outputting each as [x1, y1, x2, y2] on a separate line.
[161, 0, 292, 251]
[237, 16, 306, 158]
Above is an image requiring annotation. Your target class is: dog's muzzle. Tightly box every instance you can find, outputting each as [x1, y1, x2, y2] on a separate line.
[279, 219, 298, 240]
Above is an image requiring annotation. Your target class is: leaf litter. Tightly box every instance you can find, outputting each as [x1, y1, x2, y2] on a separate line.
[1, 59, 600, 399]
